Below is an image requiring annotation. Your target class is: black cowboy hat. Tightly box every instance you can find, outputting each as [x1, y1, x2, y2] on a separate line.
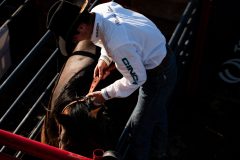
[46, 0, 89, 56]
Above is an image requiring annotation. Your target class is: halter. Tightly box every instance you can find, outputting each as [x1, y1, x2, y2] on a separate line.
[61, 96, 104, 114]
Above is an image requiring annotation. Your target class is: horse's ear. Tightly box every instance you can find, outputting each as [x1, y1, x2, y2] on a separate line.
[56, 114, 72, 127]
[88, 107, 101, 119]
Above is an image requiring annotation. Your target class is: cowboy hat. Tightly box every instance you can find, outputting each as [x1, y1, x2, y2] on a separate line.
[46, 0, 89, 56]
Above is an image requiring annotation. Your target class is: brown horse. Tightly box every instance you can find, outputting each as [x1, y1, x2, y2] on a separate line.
[41, 40, 135, 158]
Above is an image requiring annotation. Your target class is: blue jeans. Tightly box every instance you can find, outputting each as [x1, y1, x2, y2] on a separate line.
[122, 52, 177, 160]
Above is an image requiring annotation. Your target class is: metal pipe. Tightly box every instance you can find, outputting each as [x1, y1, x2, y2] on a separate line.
[0, 0, 8, 7]
[0, 152, 20, 160]
[0, 129, 92, 160]
[13, 74, 58, 134]
[0, 30, 53, 92]
[0, 74, 59, 152]
[88, 0, 100, 12]
[15, 115, 46, 158]
[0, 48, 58, 125]
[92, 149, 104, 160]
[0, 0, 31, 30]
[168, 1, 198, 49]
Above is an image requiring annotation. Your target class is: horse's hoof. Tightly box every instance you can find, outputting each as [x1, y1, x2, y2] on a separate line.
[102, 150, 120, 160]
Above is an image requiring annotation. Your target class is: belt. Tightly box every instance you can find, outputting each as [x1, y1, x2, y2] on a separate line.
[146, 46, 172, 76]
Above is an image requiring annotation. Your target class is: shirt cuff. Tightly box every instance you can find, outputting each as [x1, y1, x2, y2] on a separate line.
[99, 55, 112, 66]
[101, 88, 112, 100]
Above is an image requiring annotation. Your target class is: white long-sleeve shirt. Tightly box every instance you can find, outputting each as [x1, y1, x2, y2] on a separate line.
[90, 2, 167, 100]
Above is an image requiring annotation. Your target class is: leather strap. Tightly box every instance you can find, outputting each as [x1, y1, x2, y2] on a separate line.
[89, 76, 101, 93]
[72, 51, 99, 61]
[88, 63, 116, 93]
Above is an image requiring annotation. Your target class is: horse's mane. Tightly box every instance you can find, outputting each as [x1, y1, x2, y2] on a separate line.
[53, 64, 95, 115]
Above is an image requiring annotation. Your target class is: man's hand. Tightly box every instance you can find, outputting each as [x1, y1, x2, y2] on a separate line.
[94, 60, 116, 80]
[94, 60, 108, 80]
[86, 91, 105, 106]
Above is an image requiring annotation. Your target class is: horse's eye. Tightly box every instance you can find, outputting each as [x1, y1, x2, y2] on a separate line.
[84, 97, 94, 109]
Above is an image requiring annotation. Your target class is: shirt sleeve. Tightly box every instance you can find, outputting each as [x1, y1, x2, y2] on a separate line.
[99, 47, 112, 66]
[101, 44, 147, 100]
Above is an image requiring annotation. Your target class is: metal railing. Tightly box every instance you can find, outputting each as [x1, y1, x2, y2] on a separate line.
[0, 31, 62, 158]
[0, 0, 64, 156]
[0, 129, 92, 160]
[0, 0, 30, 28]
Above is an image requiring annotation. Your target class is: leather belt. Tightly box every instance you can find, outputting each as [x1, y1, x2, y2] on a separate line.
[146, 46, 172, 76]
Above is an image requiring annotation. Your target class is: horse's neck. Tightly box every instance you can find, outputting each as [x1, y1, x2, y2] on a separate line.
[73, 40, 97, 54]
[51, 57, 95, 108]
[50, 40, 99, 111]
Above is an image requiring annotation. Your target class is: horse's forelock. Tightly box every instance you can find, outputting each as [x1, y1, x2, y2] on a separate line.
[69, 101, 89, 120]
[59, 101, 97, 126]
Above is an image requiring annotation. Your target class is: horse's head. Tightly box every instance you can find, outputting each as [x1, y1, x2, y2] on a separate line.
[54, 97, 113, 157]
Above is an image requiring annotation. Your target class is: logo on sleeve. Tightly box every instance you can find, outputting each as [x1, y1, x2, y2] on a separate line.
[96, 23, 99, 38]
[122, 58, 138, 85]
